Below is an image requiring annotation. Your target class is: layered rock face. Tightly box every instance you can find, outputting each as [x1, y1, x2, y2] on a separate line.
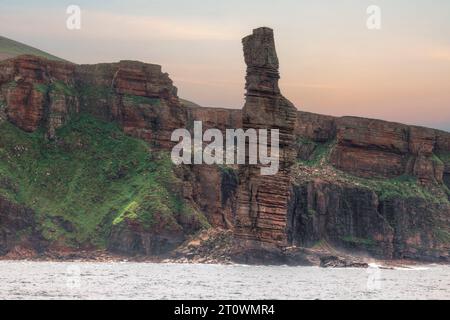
[379, 198, 450, 260]
[0, 29, 449, 262]
[0, 55, 194, 257]
[292, 112, 450, 184]
[295, 111, 336, 142]
[0, 56, 184, 147]
[186, 106, 241, 132]
[0, 55, 78, 138]
[288, 181, 395, 258]
[234, 28, 297, 249]
[291, 113, 450, 261]
[330, 117, 446, 183]
[184, 107, 241, 228]
[108, 213, 186, 256]
[288, 180, 449, 261]
[178, 165, 238, 230]
[76, 60, 184, 149]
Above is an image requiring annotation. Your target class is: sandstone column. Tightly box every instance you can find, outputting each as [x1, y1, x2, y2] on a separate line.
[235, 27, 297, 248]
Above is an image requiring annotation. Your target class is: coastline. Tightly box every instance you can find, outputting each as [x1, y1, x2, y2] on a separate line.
[0, 247, 442, 269]
[0, 229, 444, 268]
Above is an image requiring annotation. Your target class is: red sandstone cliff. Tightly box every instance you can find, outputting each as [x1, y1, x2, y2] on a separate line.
[233, 28, 297, 259]
[0, 28, 449, 263]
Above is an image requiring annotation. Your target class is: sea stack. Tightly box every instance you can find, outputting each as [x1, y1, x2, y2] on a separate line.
[234, 27, 298, 260]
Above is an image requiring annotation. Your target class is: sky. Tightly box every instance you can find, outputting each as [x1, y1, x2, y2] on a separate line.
[1, 0, 450, 130]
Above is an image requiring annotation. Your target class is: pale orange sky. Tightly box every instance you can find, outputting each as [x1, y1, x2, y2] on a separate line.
[1, 0, 450, 130]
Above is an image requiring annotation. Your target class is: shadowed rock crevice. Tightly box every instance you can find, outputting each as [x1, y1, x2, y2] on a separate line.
[0, 196, 46, 255]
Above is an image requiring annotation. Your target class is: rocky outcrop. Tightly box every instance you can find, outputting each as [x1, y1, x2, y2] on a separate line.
[169, 228, 234, 264]
[0, 56, 184, 147]
[108, 219, 185, 256]
[293, 111, 450, 185]
[185, 165, 238, 229]
[76, 60, 184, 149]
[378, 198, 450, 261]
[329, 117, 446, 183]
[288, 180, 395, 258]
[0, 55, 78, 138]
[0, 196, 44, 255]
[234, 28, 297, 249]
[285, 166, 450, 262]
[183, 107, 241, 228]
[186, 106, 241, 133]
[319, 256, 368, 268]
[295, 111, 336, 142]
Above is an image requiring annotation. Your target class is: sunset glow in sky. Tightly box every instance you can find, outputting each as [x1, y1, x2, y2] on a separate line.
[1, 0, 450, 130]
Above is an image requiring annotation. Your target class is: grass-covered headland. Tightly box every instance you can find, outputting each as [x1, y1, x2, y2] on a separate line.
[0, 114, 207, 248]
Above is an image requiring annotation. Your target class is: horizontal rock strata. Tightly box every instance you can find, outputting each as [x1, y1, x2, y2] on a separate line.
[0, 28, 449, 263]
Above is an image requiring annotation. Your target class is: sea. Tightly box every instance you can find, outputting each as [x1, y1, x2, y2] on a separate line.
[0, 261, 448, 300]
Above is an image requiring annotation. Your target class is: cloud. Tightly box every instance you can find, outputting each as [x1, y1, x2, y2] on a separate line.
[429, 47, 450, 61]
[281, 82, 340, 90]
[81, 11, 239, 41]
[0, 8, 240, 41]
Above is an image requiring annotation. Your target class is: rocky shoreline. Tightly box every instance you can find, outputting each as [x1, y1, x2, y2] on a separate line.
[0, 228, 440, 270]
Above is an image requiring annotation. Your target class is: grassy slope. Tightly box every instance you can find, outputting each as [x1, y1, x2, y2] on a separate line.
[0, 114, 206, 248]
[0, 36, 65, 62]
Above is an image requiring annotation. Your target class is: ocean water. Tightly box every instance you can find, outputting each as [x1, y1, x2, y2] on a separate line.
[0, 261, 448, 300]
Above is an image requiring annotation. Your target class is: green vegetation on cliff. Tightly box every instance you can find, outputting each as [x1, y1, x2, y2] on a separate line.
[297, 138, 335, 166]
[123, 94, 161, 106]
[340, 236, 376, 248]
[352, 174, 443, 203]
[78, 84, 114, 99]
[34, 81, 77, 96]
[0, 114, 206, 247]
[296, 137, 449, 204]
[436, 151, 450, 164]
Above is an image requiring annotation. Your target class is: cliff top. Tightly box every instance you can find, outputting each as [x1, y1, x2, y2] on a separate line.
[0, 35, 65, 62]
